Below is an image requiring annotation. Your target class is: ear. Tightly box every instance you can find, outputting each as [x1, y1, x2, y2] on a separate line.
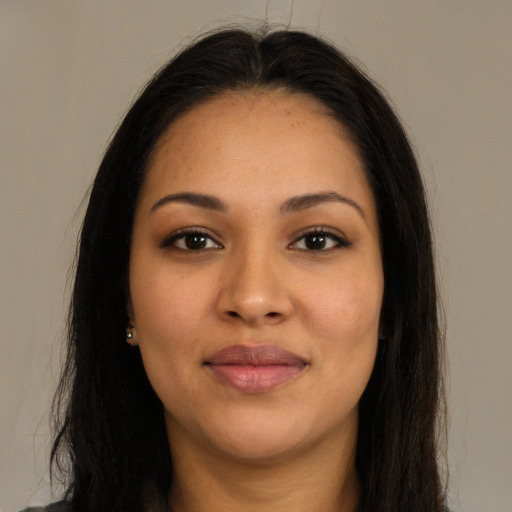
[126, 294, 134, 321]
[125, 299, 138, 345]
[125, 325, 138, 346]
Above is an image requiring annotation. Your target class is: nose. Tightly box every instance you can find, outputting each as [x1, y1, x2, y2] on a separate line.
[215, 245, 293, 326]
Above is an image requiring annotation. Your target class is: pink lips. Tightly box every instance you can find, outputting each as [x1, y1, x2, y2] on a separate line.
[204, 345, 307, 393]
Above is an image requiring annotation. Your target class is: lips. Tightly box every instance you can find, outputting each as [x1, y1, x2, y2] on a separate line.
[204, 345, 307, 393]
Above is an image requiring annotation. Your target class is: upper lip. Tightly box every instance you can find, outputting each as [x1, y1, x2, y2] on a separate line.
[205, 344, 308, 366]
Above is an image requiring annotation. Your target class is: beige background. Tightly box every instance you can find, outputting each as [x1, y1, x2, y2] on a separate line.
[1, 1, 511, 511]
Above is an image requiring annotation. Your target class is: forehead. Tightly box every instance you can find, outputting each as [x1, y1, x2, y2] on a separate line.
[151, 90, 340, 162]
[140, 90, 374, 218]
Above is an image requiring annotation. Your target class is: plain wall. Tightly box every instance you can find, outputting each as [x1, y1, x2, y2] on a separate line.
[1, 1, 511, 511]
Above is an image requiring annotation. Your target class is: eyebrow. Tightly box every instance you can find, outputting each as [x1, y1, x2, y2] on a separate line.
[150, 190, 365, 219]
[280, 191, 366, 219]
[150, 192, 226, 212]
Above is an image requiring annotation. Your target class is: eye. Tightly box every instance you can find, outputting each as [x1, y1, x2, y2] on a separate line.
[161, 229, 222, 251]
[290, 228, 350, 252]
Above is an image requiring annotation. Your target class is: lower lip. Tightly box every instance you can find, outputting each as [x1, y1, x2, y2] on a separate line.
[206, 364, 305, 393]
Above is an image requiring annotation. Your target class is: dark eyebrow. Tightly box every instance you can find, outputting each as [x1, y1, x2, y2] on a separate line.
[150, 192, 227, 213]
[150, 190, 365, 219]
[280, 191, 366, 219]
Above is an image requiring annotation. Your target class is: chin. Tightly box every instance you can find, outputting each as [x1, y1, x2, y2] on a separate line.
[168, 404, 312, 464]
[199, 406, 353, 465]
[210, 429, 309, 465]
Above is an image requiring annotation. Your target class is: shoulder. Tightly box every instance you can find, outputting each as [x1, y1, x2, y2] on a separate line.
[19, 501, 70, 512]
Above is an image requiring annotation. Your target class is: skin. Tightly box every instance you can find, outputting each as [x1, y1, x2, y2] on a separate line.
[129, 90, 384, 512]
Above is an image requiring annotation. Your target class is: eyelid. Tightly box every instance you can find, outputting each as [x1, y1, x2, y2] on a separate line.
[159, 226, 223, 249]
[289, 226, 351, 251]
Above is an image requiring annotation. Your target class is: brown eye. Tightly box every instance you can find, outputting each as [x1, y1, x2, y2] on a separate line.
[162, 229, 222, 251]
[183, 234, 209, 250]
[304, 234, 328, 250]
[291, 229, 349, 252]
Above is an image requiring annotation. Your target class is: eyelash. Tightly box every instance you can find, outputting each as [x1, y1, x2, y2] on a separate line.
[289, 227, 351, 252]
[160, 228, 222, 251]
[160, 226, 350, 252]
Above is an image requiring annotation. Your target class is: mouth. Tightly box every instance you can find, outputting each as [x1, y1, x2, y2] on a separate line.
[204, 344, 308, 394]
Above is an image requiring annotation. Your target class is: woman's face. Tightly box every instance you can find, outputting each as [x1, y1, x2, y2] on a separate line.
[129, 91, 384, 463]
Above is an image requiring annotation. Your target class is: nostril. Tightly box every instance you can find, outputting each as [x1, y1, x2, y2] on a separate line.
[226, 310, 279, 319]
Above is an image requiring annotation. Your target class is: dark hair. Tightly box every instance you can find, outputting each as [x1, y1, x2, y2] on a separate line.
[52, 28, 446, 511]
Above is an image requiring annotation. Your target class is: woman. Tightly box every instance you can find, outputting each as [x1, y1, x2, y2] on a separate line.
[30, 28, 446, 511]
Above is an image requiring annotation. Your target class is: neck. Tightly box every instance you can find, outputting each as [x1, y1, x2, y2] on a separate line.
[167, 424, 359, 512]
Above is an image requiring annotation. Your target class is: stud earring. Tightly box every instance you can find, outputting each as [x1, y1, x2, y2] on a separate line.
[126, 326, 136, 345]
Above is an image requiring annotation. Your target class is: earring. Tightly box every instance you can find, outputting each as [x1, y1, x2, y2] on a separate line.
[126, 326, 136, 345]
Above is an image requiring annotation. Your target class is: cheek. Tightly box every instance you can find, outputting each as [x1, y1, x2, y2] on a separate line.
[308, 277, 382, 401]
[131, 267, 212, 340]
[131, 274, 210, 407]
[302, 266, 382, 390]
[302, 270, 383, 345]
[129, 273, 215, 403]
